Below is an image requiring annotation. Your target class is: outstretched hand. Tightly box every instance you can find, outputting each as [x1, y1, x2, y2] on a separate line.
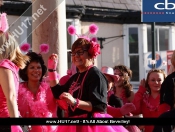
[48, 53, 58, 69]
[120, 103, 136, 115]
[140, 79, 146, 88]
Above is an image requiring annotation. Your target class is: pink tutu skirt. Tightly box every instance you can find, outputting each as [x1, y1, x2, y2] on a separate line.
[28, 125, 57, 132]
[11, 125, 23, 132]
[55, 113, 128, 132]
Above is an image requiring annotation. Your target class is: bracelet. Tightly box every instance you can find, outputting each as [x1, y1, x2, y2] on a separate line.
[48, 69, 56, 72]
[74, 98, 80, 108]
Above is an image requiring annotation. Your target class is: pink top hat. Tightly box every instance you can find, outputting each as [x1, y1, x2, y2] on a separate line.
[101, 66, 119, 82]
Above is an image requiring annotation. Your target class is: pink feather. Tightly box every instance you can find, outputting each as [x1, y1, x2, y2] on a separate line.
[0, 13, 9, 32]
[91, 37, 98, 42]
[68, 25, 76, 35]
[39, 44, 49, 54]
[20, 43, 30, 52]
[89, 24, 98, 35]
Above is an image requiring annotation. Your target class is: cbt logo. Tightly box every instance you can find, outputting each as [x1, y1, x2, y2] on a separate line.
[147, 53, 162, 68]
[154, 0, 175, 10]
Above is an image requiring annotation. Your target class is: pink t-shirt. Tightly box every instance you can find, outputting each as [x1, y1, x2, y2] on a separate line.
[0, 59, 19, 117]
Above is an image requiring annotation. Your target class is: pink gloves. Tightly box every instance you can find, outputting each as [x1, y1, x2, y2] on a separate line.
[120, 103, 136, 115]
[48, 54, 58, 70]
[48, 54, 59, 81]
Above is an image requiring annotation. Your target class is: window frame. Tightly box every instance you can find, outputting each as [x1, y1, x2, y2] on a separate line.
[147, 25, 170, 52]
[124, 24, 174, 88]
[123, 24, 143, 87]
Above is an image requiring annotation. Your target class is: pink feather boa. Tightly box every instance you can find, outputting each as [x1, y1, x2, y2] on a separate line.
[18, 82, 52, 118]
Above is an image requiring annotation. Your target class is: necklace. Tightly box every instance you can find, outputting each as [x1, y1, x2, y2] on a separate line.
[143, 92, 159, 111]
[68, 65, 93, 111]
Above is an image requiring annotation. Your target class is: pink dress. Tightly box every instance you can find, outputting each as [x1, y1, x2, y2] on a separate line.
[18, 82, 58, 132]
[0, 59, 23, 132]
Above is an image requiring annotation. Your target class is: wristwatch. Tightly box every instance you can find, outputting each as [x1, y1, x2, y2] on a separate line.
[73, 99, 77, 106]
[48, 69, 56, 72]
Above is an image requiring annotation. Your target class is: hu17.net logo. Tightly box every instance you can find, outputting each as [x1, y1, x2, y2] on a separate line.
[142, 0, 175, 22]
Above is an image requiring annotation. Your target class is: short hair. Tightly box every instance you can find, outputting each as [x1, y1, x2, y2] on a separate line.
[72, 38, 90, 52]
[0, 32, 29, 69]
[19, 52, 47, 82]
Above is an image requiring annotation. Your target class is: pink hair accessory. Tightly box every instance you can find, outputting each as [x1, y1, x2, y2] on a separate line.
[89, 23, 99, 35]
[88, 41, 100, 58]
[20, 43, 30, 53]
[67, 23, 101, 58]
[68, 25, 77, 36]
[39, 44, 49, 54]
[20, 43, 50, 55]
[91, 37, 98, 42]
[0, 13, 9, 33]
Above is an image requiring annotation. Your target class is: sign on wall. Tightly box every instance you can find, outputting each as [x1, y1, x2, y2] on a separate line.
[142, 0, 175, 22]
[144, 50, 173, 77]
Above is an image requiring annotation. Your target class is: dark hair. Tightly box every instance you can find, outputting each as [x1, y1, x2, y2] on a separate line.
[19, 52, 47, 82]
[113, 65, 132, 79]
[113, 65, 133, 98]
[71, 38, 90, 52]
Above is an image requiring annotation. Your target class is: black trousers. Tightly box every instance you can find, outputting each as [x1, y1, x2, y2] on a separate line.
[153, 109, 175, 132]
[0, 125, 11, 132]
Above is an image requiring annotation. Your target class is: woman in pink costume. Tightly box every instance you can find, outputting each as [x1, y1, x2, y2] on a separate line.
[48, 24, 128, 132]
[18, 52, 58, 132]
[0, 14, 30, 132]
[132, 69, 167, 132]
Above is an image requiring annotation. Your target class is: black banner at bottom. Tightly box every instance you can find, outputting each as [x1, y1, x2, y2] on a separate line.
[0, 118, 174, 125]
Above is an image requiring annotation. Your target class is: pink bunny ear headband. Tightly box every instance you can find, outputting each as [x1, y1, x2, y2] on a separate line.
[20, 43, 50, 54]
[0, 13, 9, 33]
[67, 23, 100, 58]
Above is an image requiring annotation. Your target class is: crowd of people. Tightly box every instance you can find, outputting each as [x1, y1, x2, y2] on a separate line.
[0, 13, 175, 132]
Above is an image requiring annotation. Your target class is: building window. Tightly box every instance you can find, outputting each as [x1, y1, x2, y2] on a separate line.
[128, 28, 139, 81]
[147, 27, 169, 52]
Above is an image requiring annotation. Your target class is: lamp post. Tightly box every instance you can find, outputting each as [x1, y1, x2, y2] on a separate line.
[151, 22, 156, 69]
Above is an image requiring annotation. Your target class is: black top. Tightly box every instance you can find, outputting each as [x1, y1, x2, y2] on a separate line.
[160, 72, 175, 109]
[108, 94, 123, 108]
[51, 66, 108, 117]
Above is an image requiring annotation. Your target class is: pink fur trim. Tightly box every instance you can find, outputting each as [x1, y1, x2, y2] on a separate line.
[39, 44, 49, 54]
[18, 82, 52, 117]
[20, 43, 30, 52]
[68, 25, 76, 35]
[89, 23, 98, 35]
